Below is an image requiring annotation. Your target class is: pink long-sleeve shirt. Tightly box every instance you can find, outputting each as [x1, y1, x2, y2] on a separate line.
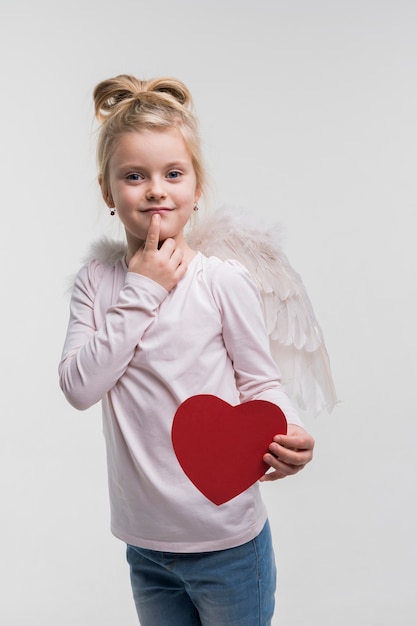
[59, 251, 303, 552]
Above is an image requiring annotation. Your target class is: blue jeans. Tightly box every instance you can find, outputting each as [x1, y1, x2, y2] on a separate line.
[126, 520, 276, 626]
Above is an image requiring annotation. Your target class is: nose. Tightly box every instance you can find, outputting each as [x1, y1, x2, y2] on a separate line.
[146, 176, 167, 200]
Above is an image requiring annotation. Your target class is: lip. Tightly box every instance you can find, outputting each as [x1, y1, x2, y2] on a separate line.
[141, 207, 173, 214]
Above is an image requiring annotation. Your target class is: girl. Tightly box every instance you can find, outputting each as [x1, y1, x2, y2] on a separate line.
[59, 74, 315, 626]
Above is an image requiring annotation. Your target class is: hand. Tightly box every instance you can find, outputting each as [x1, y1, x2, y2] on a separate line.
[128, 214, 188, 291]
[260, 424, 315, 482]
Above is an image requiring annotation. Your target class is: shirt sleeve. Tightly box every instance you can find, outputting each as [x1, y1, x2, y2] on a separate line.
[210, 259, 304, 427]
[58, 261, 168, 410]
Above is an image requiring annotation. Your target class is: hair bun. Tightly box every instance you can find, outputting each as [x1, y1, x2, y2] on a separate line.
[93, 74, 193, 122]
[147, 78, 192, 108]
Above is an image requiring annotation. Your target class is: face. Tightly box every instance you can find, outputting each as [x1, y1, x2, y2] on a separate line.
[103, 128, 200, 250]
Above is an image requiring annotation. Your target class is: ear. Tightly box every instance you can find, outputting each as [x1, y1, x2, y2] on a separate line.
[194, 186, 202, 205]
[99, 175, 114, 208]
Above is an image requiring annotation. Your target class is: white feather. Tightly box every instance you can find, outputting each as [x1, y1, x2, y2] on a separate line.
[186, 206, 338, 416]
[83, 237, 127, 267]
[65, 237, 127, 295]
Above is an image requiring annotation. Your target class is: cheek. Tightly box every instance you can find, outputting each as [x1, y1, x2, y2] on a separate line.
[179, 187, 198, 205]
[113, 186, 139, 207]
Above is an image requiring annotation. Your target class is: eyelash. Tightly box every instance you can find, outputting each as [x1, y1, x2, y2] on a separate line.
[125, 171, 182, 182]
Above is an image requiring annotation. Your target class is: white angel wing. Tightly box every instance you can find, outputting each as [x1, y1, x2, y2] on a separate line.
[84, 237, 127, 266]
[186, 206, 337, 416]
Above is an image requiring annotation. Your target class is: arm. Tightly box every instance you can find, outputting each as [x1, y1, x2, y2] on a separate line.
[59, 215, 187, 410]
[212, 261, 302, 423]
[211, 261, 314, 478]
[58, 265, 168, 410]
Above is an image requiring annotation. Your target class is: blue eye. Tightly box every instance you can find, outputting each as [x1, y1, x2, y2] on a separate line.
[126, 173, 143, 181]
[167, 171, 182, 179]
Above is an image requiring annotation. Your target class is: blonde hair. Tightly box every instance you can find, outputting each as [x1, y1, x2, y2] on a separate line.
[93, 74, 205, 198]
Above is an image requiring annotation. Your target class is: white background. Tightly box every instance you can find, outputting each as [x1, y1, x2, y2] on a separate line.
[1, 0, 416, 624]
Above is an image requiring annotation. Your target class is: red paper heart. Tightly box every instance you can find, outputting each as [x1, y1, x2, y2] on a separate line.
[171, 395, 287, 505]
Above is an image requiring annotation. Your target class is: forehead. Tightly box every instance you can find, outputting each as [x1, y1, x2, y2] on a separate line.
[111, 128, 192, 165]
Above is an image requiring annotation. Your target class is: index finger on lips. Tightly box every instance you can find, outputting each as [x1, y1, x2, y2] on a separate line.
[143, 214, 161, 252]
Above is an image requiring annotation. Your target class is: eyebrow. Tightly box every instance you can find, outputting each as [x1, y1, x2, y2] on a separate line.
[118, 160, 190, 170]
